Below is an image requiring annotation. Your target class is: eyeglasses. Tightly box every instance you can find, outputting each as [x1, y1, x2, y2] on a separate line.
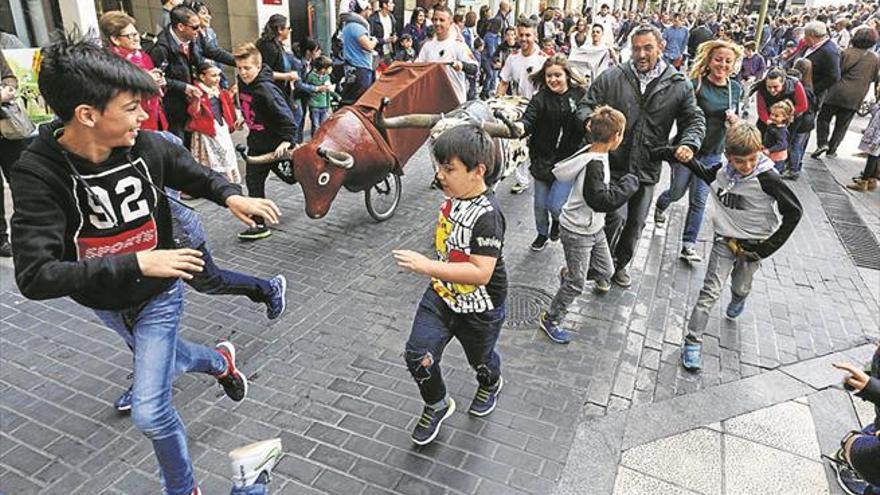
[118, 32, 140, 39]
[186, 23, 201, 30]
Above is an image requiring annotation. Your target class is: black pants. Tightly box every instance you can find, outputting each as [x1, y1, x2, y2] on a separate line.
[244, 161, 271, 227]
[816, 103, 857, 153]
[604, 183, 655, 271]
[862, 155, 880, 180]
[0, 137, 26, 243]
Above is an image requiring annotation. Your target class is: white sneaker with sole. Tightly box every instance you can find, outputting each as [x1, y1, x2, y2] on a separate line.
[229, 438, 283, 487]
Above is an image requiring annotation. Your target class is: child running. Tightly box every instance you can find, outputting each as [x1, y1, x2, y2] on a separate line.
[654, 122, 802, 371]
[188, 61, 242, 184]
[10, 35, 280, 494]
[763, 100, 793, 173]
[234, 42, 298, 241]
[393, 125, 507, 446]
[538, 106, 639, 344]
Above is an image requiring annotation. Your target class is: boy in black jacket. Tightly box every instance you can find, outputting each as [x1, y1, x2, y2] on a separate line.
[11, 36, 281, 495]
[233, 42, 298, 241]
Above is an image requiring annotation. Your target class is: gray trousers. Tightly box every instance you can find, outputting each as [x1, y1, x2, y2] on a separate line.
[686, 237, 761, 341]
[547, 226, 614, 322]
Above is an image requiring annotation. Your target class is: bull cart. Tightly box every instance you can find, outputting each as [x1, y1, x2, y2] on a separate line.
[239, 63, 462, 222]
[240, 63, 527, 222]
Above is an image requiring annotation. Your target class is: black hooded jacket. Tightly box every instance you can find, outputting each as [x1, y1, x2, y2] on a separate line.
[9, 123, 241, 310]
[239, 65, 298, 154]
[521, 84, 587, 182]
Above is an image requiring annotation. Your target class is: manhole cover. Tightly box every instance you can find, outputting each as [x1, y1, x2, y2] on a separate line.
[505, 285, 553, 329]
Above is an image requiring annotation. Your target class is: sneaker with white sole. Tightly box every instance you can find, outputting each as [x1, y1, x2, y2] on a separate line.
[593, 278, 611, 294]
[411, 398, 456, 446]
[510, 182, 529, 194]
[229, 438, 283, 488]
[679, 246, 702, 263]
[654, 207, 667, 227]
[612, 268, 632, 288]
[215, 342, 248, 402]
[265, 275, 287, 320]
[468, 376, 503, 417]
[114, 385, 133, 412]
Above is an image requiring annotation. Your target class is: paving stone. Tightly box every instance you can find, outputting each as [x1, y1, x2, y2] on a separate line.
[722, 400, 821, 459]
[619, 428, 722, 495]
[724, 435, 829, 495]
[612, 466, 702, 495]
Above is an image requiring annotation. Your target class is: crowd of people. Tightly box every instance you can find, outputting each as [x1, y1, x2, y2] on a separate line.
[0, 0, 879, 494]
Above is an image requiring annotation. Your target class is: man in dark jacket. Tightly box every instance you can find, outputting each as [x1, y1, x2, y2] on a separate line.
[369, 0, 398, 62]
[576, 25, 705, 287]
[798, 21, 841, 102]
[687, 17, 713, 59]
[148, 5, 230, 141]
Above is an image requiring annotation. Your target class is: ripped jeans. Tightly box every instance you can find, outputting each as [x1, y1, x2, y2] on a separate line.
[404, 289, 505, 405]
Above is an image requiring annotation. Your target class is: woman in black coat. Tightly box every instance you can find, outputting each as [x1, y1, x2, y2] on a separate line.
[520, 54, 588, 250]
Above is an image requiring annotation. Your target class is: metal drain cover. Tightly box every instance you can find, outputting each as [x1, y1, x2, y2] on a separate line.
[505, 285, 553, 329]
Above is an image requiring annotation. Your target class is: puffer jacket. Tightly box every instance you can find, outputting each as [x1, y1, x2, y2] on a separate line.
[575, 62, 705, 183]
[521, 84, 587, 183]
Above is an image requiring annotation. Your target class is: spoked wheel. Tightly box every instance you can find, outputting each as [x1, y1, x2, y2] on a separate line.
[365, 172, 402, 222]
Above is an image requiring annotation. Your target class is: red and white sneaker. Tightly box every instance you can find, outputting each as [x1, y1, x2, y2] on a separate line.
[215, 342, 248, 402]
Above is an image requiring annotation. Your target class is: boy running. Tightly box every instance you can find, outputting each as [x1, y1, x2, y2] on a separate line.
[654, 122, 802, 371]
[10, 36, 280, 494]
[393, 125, 507, 446]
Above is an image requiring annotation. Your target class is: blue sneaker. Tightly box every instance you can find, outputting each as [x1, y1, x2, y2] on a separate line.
[833, 463, 869, 495]
[726, 292, 747, 319]
[681, 340, 703, 371]
[266, 275, 287, 320]
[468, 376, 503, 417]
[114, 385, 133, 412]
[539, 312, 572, 344]
[411, 398, 456, 446]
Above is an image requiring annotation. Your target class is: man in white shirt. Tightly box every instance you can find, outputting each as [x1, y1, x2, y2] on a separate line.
[416, 6, 478, 104]
[594, 4, 617, 47]
[496, 18, 546, 194]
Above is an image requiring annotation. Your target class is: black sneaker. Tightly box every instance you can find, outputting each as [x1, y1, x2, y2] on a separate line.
[468, 376, 503, 417]
[811, 145, 829, 158]
[680, 246, 702, 263]
[238, 225, 271, 241]
[826, 150, 838, 158]
[530, 234, 549, 251]
[654, 208, 667, 227]
[411, 398, 456, 446]
[549, 219, 560, 242]
[0, 240, 11, 258]
[215, 342, 248, 402]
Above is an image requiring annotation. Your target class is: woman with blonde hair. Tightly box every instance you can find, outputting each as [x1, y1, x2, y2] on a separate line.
[654, 39, 743, 263]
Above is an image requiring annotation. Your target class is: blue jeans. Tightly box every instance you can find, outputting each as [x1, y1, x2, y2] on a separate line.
[291, 100, 305, 144]
[655, 153, 718, 248]
[404, 289, 505, 405]
[787, 131, 810, 174]
[310, 107, 330, 137]
[533, 178, 573, 237]
[94, 281, 226, 495]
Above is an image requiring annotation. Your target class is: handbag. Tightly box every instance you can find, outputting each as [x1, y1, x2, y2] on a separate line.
[0, 100, 36, 140]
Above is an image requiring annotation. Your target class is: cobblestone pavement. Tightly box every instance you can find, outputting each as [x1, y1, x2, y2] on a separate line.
[1, 131, 878, 493]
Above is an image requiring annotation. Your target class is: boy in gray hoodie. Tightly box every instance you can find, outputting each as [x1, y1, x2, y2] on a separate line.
[653, 121, 802, 371]
[539, 106, 640, 344]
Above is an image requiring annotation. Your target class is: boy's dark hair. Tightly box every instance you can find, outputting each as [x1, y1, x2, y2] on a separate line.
[399, 33, 413, 41]
[170, 5, 198, 28]
[196, 60, 218, 75]
[39, 33, 158, 122]
[504, 26, 517, 35]
[589, 105, 625, 143]
[473, 37, 484, 49]
[312, 55, 333, 70]
[432, 125, 496, 179]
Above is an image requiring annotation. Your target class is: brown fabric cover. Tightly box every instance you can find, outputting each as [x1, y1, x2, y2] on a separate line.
[355, 62, 461, 166]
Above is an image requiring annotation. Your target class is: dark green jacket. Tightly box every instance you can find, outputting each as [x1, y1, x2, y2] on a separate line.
[576, 62, 705, 184]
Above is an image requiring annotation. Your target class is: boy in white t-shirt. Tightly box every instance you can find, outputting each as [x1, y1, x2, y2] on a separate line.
[496, 18, 546, 194]
[416, 6, 478, 104]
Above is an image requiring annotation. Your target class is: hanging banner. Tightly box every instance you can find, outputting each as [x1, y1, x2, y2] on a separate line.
[2, 48, 54, 124]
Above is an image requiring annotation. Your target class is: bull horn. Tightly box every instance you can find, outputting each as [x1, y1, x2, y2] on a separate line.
[480, 121, 524, 139]
[376, 112, 443, 129]
[240, 149, 294, 165]
[318, 148, 354, 169]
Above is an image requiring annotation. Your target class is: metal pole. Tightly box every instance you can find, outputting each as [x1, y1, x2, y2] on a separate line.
[755, 0, 769, 49]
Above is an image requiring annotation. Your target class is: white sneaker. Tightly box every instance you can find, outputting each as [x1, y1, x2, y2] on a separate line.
[229, 438, 283, 487]
[510, 182, 530, 194]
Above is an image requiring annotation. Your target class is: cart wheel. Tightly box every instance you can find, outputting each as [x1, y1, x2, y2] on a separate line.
[365, 172, 402, 222]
